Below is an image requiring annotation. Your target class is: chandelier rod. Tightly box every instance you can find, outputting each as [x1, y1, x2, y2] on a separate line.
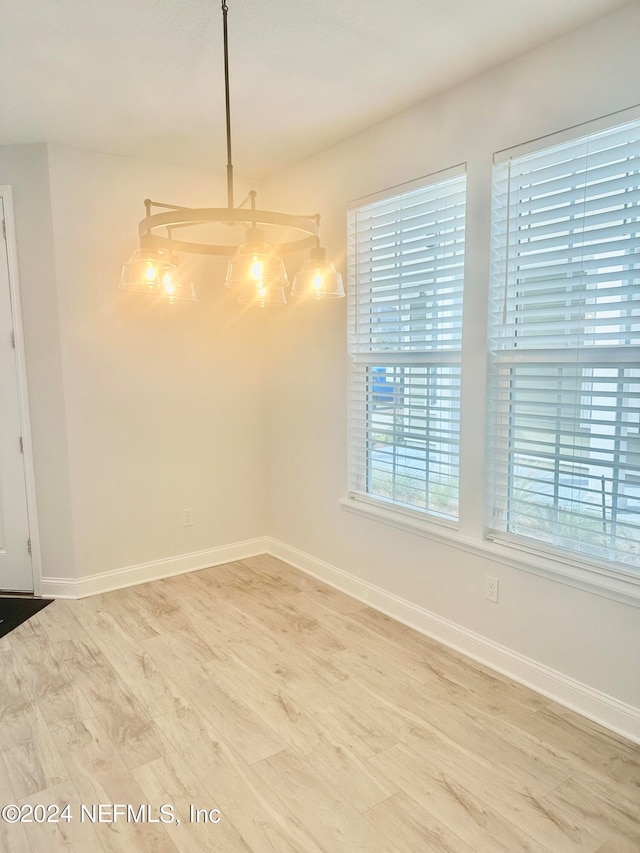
[222, 0, 234, 210]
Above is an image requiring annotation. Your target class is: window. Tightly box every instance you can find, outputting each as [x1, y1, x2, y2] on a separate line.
[347, 167, 466, 522]
[487, 119, 640, 573]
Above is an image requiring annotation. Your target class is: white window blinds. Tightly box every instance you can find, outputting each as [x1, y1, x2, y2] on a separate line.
[348, 168, 466, 521]
[487, 119, 640, 572]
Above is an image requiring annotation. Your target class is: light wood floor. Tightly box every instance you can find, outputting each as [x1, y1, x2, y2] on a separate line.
[1, 555, 638, 852]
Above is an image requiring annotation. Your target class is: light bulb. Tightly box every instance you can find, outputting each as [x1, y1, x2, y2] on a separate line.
[162, 272, 175, 294]
[312, 270, 324, 300]
[250, 259, 263, 280]
[145, 262, 157, 285]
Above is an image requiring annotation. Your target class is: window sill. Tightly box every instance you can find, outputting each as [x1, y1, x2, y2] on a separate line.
[339, 495, 640, 608]
[339, 494, 459, 540]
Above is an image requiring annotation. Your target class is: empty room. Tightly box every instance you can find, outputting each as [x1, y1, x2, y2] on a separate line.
[0, 1, 639, 851]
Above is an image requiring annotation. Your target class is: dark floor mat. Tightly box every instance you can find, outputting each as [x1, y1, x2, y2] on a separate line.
[0, 596, 52, 638]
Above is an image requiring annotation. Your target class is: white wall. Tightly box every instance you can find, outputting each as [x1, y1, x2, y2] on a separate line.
[44, 145, 269, 578]
[0, 145, 77, 580]
[262, 3, 640, 711]
[1, 143, 268, 583]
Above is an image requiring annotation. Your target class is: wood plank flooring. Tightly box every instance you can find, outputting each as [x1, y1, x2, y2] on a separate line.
[1, 554, 638, 852]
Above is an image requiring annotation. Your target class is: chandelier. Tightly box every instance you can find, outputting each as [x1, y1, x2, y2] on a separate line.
[120, 1, 344, 307]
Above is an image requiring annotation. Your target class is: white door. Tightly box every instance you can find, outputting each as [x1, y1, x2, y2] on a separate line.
[0, 196, 32, 592]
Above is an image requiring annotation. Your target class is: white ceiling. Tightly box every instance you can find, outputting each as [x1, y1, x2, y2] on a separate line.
[0, 0, 630, 177]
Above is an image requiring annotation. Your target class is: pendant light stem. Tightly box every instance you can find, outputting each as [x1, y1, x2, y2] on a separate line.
[222, 0, 234, 210]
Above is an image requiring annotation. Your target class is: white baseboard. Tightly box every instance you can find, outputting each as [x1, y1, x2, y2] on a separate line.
[40, 537, 270, 599]
[266, 537, 640, 745]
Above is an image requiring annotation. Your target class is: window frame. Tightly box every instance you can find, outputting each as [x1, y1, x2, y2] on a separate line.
[346, 164, 467, 528]
[486, 113, 640, 583]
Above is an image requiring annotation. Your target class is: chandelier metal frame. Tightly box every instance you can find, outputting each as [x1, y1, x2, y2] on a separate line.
[133, 0, 322, 262]
[138, 196, 321, 258]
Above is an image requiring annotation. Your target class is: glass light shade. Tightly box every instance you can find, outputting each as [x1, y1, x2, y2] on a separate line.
[225, 229, 289, 290]
[120, 249, 197, 303]
[237, 281, 287, 308]
[291, 247, 344, 299]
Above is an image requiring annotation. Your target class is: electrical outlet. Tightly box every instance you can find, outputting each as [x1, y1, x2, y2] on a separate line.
[183, 508, 194, 527]
[484, 575, 499, 603]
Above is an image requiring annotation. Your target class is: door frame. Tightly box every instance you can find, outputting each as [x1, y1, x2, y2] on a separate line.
[1, 185, 42, 596]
